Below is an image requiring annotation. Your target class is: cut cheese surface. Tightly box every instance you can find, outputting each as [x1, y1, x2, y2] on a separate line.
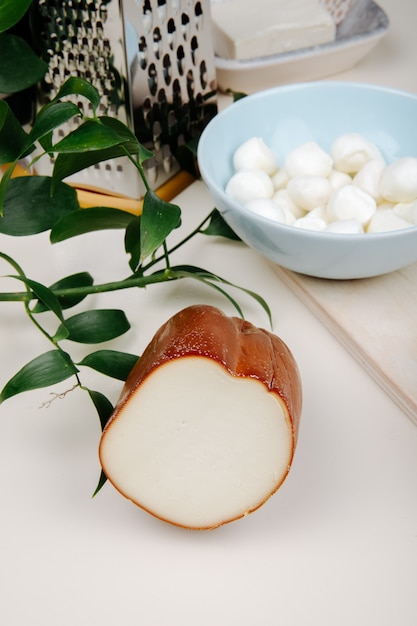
[100, 356, 293, 530]
[210, 0, 336, 61]
[99, 305, 302, 530]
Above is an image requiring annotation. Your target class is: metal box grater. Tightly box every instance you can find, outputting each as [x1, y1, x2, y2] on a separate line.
[30, 0, 218, 198]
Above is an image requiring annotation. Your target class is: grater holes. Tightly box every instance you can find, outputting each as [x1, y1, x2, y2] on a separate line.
[153, 119, 162, 150]
[143, 97, 152, 116]
[177, 45, 185, 75]
[142, 0, 153, 34]
[153, 27, 162, 59]
[199, 59, 208, 89]
[167, 18, 176, 50]
[167, 109, 177, 130]
[186, 68, 194, 99]
[190, 35, 198, 65]
[148, 63, 158, 96]
[194, 1, 202, 28]
[157, 0, 167, 23]
[162, 54, 172, 85]
[172, 78, 181, 104]
[181, 12, 190, 40]
[138, 36, 148, 70]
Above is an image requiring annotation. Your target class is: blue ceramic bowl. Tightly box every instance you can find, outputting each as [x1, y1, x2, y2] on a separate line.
[197, 82, 417, 279]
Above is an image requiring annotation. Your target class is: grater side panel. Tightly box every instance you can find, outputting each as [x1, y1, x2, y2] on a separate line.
[30, 0, 217, 197]
[121, 0, 218, 185]
[31, 0, 142, 197]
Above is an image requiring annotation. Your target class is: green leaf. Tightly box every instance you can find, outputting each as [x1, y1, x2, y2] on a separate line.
[0, 176, 79, 235]
[53, 148, 124, 185]
[201, 209, 241, 240]
[51, 116, 150, 186]
[0, 99, 31, 164]
[50, 207, 135, 243]
[87, 388, 114, 496]
[0, 0, 32, 32]
[10, 275, 64, 322]
[53, 309, 131, 344]
[0, 162, 15, 217]
[100, 116, 153, 164]
[124, 215, 141, 272]
[225, 88, 248, 102]
[79, 350, 139, 381]
[53, 119, 130, 153]
[0, 34, 47, 93]
[87, 389, 114, 431]
[92, 469, 108, 497]
[140, 190, 181, 261]
[29, 101, 82, 144]
[53, 77, 101, 113]
[0, 350, 78, 403]
[31, 272, 94, 312]
[169, 265, 273, 326]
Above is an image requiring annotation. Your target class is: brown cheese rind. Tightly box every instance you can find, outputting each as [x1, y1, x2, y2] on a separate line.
[105, 305, 302, 440]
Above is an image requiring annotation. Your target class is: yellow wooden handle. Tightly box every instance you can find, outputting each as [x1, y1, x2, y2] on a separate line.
[75, 170, 195, 214]
[1, 165, 195, 215]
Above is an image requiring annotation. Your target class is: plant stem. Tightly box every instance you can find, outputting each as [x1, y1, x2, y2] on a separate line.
[0, 269, 177, 303]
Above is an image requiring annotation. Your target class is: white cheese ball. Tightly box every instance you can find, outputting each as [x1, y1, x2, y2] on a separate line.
[392, 200, 417, 223]
[308, 206, 329, 222]
[327, 185, 377, 225]
[271, 168, 289, 190]
[367, 209, 413, 233]
[353, 159, 386, 202]
[293, 213, 328, 231]
[287, 175, 332, 212]
[325, 219, 364, 234]
[232, 137, 278, 175]
[331, 133, 383, 174]
[284, 141, 333, 178]
[225, 169, 274, 204]
[328, 169, 352, 191]
[272, 188, 305, 219]
[378, 157, 417, 203]
[244, 198, 286, 223]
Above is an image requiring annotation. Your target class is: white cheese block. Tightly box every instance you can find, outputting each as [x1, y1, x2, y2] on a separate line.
[210, 0, 336, 61]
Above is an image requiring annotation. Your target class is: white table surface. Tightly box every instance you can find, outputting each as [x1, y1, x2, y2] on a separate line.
[1, 1, 417, 624]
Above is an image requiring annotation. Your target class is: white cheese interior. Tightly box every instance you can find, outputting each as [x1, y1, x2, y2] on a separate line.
[101, 356, 293, 529]
[210, 0, 336, 61]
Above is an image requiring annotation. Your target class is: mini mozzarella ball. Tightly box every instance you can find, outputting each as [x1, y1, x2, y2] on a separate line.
[284, 141, 333, 178]
[280, 206, 298, 226]
[232, 137, 278, 175]
[327, 185, 377, 225]
[353, 159, 386, 201]
[293, 214, 328, 231]
[326, 219, 364, 234]
[367, 209, 413, 233]
[331, 133, 383, 174]
[272, 188, 305, 219]
[244, 198, 286, 223]
[378, 157, 417, 202]
[392, 199, 417, 222]
[287, 175, 332, 212]
[225, 169, 274, 204]
[328, 169, 352, 191]
[377, 200, 395, 211]
[308, 206, 329, 222]
[271, 168, 289, 190]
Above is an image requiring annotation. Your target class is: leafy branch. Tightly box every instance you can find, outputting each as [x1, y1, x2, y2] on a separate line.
[0, 1, 269, 495]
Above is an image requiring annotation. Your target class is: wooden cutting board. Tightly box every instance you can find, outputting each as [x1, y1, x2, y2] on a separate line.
[270, 261, 417, 427]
